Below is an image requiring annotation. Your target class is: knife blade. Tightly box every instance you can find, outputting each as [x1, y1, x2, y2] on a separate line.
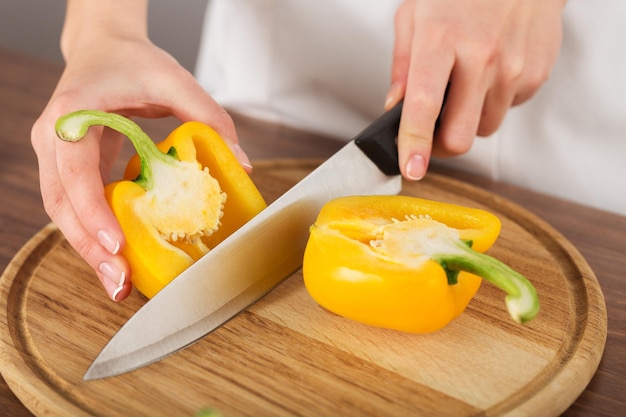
[84, 101, 405, 380]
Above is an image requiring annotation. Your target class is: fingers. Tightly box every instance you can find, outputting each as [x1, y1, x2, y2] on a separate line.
[32, 108, 132, 301]
[477, 81, 517, 137]
[432, 45, 514, 155]
[392, 5, 456, 180]
[398, 69, 452, 180]
[57, 130, 128, 251]
[52, 196, 132, 302]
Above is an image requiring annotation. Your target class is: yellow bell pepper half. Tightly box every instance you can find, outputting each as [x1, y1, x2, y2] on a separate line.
[123, 121, 267, 250]
[302, 195, 539, 334]
[56, 111, 266, 299]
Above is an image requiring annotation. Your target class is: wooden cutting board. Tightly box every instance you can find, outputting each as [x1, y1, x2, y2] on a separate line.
[0, 159, 607, 417]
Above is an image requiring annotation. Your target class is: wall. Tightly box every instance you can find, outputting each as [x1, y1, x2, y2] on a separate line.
[0, 0, 208, 72]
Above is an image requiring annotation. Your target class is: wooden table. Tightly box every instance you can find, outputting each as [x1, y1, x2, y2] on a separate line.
[1, 47, 624, 416]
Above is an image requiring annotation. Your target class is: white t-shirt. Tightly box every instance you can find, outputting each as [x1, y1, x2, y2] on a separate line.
[195, 0, 626, 215]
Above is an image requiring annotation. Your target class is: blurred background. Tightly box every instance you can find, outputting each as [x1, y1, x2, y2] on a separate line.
[0, 0, 208, 71]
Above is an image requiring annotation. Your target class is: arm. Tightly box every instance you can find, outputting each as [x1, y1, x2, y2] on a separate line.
[31, 0, 249, 301]
[387, 0, 567, 180]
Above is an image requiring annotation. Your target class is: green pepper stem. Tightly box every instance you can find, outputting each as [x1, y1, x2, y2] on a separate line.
[55, 110, 174, 189]
[433, 241, 540, 324]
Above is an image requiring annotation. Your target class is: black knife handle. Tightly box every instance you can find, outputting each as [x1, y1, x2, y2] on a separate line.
[354, 100, 403, 176]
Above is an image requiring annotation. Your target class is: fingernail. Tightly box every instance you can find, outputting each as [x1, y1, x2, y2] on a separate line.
[112, 273, 126, 301]
[406, 154, 426, 180]
[97, 230, 120, 255]
[231, 143, 253, 170]
[99, 261, 124, 286]
[384, 94, 395, 110]
[99, 262, 126, 301]
[385, 83, 402, 110]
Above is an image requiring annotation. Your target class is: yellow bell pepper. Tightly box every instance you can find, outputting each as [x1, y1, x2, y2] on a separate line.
[302, 195, 539, 333]
[56, 111, 266, 298]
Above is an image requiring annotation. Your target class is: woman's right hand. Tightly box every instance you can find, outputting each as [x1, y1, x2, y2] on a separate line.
[387, 0, 565, 181]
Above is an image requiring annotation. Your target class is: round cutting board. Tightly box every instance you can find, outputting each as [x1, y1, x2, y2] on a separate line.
[0, 160, 607, 417]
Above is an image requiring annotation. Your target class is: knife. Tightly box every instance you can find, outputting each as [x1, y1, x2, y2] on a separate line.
[84, 101, 405, 380]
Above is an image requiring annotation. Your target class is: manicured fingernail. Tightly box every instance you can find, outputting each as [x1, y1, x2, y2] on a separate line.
[385, 83, 402, 110]
[384, 94, 395, 110]
[99, 262, 124, 286]
[97, 230, 120, 255]
[99, 262, 126, 301]
[112, 273, 126, 301]
[231, 143, 253, 170]
[406, 154, 426, 180]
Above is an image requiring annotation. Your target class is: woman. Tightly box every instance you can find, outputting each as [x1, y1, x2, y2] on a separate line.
[32, 0, 622, 302]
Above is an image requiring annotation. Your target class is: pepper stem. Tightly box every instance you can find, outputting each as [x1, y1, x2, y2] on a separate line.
[55, 110, 174, 189]
[433, 241, 540, 324]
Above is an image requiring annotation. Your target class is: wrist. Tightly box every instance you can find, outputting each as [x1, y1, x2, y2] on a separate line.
[61, 0, 149, 61]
